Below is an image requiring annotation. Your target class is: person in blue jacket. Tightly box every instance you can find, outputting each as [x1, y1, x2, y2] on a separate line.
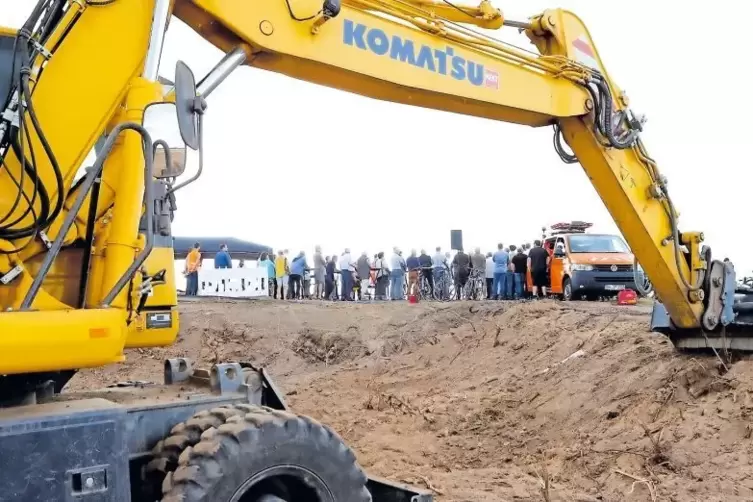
[492, 243, 510, 300]
[214, 244, 233, 269]
[289, 251, 308, 299]
[211, 244, 233, 293]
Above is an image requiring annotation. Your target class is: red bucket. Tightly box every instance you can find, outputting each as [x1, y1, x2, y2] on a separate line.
[408, 294, 419, 304]
[617, 289, 637, 305]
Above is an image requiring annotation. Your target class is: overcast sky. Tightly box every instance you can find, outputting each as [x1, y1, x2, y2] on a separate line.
[4, 1, 752, 271]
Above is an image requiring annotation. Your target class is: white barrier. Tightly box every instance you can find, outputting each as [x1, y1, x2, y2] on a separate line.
[198, 267, 269, 298]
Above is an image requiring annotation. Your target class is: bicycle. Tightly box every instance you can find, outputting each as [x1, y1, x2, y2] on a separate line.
[464, 269, 486, 300]
[433, 265, 454, 301]
[417, 267, 434, 301]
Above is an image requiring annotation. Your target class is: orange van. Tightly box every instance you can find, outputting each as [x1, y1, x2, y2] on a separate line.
[526, 222, 641, 301]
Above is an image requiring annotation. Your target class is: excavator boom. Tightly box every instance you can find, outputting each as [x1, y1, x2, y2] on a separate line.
[172, 0, 746, 348]
[1, 0, 734, 351]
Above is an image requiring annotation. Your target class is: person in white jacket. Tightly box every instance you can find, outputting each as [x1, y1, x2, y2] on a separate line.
[485, 252, 495, 299]
[338, 249, 355, 301]
[389, 247, 406, 300]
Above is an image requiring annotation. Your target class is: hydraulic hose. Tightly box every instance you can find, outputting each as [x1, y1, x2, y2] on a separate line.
[0, 121, 27, 228]
[632, 257, 653, 297]
[2, 113, 42, 231]
[21, 75, 64, 231]
[552, 123, 577, 164]
[594, 78, 637, 149]
[664, 193, 703, 292]
[20, 0, 51, 34]
[574, 72, 701, 295]
[4, 138, 51, 239]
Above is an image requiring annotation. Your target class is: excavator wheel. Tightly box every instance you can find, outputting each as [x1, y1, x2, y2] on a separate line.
[160, 404, 372, 502]
[142, 405, 246, 501]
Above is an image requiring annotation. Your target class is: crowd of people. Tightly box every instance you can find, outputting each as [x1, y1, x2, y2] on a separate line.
[253, 242, 552, 302]
[182, 242, 247, 296]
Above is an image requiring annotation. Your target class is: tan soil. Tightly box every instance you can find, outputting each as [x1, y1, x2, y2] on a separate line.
[69, 299, 753, 502]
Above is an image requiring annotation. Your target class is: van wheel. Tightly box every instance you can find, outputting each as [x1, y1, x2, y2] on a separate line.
[562, 278, 573, 301]
[160, 405, 371, 502]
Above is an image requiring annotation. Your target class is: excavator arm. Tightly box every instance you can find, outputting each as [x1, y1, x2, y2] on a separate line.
[172, 0, 739, 347]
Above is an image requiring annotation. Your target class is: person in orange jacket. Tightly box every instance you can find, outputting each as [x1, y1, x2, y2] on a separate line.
[184, 242, 202, 295]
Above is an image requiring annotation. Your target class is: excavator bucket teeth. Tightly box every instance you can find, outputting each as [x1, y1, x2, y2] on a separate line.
[651, 301, 753, 351]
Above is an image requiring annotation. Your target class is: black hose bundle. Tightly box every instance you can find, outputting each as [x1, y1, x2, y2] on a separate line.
[0, 0, 65, 252]
[552, 71, 640, 166]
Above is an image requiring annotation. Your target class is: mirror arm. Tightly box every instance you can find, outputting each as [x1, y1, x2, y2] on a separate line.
[165, 114, 204, 196]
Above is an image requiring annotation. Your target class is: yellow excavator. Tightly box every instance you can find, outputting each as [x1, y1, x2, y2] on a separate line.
[0, 0, 748, 500]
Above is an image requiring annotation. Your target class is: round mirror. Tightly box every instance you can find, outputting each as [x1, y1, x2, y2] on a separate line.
[143, 102, 187, 179]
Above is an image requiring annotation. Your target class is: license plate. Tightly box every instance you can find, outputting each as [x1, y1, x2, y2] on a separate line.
[604, 284, 625, 291]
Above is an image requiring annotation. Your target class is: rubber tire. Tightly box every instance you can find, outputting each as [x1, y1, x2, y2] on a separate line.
[562, 278, 573, 301]
[142, 406, 246, 501]
[160, 404, 371, 502]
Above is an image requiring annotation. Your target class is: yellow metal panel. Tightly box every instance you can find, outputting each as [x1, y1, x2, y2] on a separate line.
[97, 79, 164, 309]
[23, 248, 85, 307]
[0, 0, 155, 254]
[85, 210, 113, 308]
[0, 308, 127, 375]
[125, 309, 180, 348]
[183, 0, 589, 125]
[142, 246, 179, 308]
[121, 245, 180, 347]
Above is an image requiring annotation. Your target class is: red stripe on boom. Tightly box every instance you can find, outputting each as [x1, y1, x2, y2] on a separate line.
[572, 37, 595, 58]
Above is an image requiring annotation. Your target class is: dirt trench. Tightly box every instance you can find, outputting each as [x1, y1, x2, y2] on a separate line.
[69, 299, 753, 501]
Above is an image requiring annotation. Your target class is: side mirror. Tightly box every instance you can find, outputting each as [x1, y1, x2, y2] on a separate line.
[174, 60, 202, 150]
[143, 102, 187, 179]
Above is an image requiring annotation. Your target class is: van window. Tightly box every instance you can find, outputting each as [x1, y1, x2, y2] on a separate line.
[567, 234, 629, 253]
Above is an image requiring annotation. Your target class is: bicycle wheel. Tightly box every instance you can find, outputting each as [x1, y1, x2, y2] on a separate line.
[474, 276, 484, 300]
[466, 276, 475, 300]
[420, 275, 431, 300]
[432, 277, 442, 301]
[435, 275, 446, 301]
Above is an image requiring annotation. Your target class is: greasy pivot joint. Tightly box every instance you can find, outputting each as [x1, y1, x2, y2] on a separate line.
[689, 289, 704, 303]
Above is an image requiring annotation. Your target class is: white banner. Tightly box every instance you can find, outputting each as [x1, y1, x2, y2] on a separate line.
[198, 268, 269, 298]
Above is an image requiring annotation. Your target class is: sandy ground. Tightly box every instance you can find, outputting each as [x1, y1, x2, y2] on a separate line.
[69, 298, 753, 502]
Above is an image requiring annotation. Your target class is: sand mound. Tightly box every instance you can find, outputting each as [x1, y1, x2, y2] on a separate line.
[69, 298, 753, 501]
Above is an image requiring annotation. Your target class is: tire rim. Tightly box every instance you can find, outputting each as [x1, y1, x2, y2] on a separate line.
[230, 465, 334, 502]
